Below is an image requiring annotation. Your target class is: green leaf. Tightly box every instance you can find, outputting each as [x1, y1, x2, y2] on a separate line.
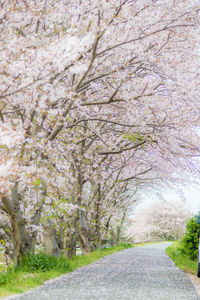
[33, 178, 42, 187]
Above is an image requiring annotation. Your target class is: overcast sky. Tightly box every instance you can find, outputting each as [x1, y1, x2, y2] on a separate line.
[132, 181, 200, 217]
[182, 186, 200, 213]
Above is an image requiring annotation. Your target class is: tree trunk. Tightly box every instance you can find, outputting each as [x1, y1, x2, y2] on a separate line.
[116, 209, 127, 244]
[94, 183, 101, 248]
[43, 219, 62, 256]
[65, 231, 77, 259]
[77, 227, 94, 255]
[77, 210, 95, 255]
[2, 184, 35, 265]
[110, 229, 118, 247]
[64, 217, 78, 259]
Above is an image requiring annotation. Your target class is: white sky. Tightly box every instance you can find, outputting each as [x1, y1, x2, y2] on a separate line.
[132, 182, 200, 216]
[179, 186, 200, 213]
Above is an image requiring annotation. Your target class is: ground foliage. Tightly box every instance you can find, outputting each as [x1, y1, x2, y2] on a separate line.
[166, 242, 197, 275]
[18, 252, 71, 273]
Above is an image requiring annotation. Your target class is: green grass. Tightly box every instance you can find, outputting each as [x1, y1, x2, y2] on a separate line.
[0, 243, 133, 298]
[134, 240, 172, 247]
[166, 241, 198, 275]
[0, 270, 63, 298]
[69, 243, 133, 271]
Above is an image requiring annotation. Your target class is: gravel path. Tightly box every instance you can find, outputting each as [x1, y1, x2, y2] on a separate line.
[7, 242, 200, 300]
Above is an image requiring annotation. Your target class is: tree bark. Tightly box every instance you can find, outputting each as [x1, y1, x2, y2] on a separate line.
[43, 219, 62, 256]
[65, 231, 77, 259]
[110, 229, 118, 247]
[2, 183, 34, 265]
[116, 209, 127, 244]
[94, 183, 101, 248]
[64, 216, 77, 259]
[77, 209, 96, 255]
[77, 227, 95, 255]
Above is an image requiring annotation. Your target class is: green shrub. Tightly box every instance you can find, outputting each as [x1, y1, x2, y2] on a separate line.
[118, 242, 133, 248]
[178, 216, 200, 260]
[19, 252, 71, 273]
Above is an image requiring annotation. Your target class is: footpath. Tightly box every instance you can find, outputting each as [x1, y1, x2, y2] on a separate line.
[6, 242, 200, 300]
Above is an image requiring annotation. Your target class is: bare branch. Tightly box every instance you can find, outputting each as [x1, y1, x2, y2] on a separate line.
[99, 140, 147, 155]
[81, 85, 123, 106]
[120, 167, 153, 182]
[97, 24, 194, 57]
[45, 100, 74, 142]
[75, 32, 104, 91]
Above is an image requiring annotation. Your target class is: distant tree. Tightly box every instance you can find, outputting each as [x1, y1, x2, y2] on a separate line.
[126, 199, 191, 242]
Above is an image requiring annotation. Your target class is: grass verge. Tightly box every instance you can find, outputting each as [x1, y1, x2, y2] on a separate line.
[166, 241, 197, 275]
[133, 240, 172, 247]
[70, 243, 134, 271]
[0, 243, 133, 298]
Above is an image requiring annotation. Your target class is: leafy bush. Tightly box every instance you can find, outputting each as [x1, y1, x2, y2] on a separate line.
[19, 252, 71, 273]
[118, 242, 133, 248]
[178, 215, 200, 260]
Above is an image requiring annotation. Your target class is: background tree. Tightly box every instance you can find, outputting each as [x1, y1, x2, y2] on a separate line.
[126, 199, 191, 242]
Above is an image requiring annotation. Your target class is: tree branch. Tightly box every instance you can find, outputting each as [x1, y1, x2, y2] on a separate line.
[99, 140, 147, 155]
[120, 167, 153, 182]
[45, 100, 74, 142]
[97, 24, 194, 57]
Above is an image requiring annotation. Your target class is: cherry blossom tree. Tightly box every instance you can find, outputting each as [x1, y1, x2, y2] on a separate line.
[126, 199, 192, 242]
[0, 0, 199, 262]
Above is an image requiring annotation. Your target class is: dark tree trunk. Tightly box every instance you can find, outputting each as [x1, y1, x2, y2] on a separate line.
[116, 209, 127, 244]
[77, 210, 96, 255]
[94, 183, 101, 249]
[110, 229, 118, 247]
[65, 231, 77, 259]
[2, 184, 34, 265]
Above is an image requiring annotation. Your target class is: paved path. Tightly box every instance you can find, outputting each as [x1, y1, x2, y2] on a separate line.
[8, 242, 200, 300]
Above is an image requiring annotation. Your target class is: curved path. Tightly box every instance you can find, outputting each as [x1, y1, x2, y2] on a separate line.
[8, 242, 200, 300]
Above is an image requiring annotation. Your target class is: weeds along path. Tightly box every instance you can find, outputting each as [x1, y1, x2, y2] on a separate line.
[6, 242, 200, 300]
